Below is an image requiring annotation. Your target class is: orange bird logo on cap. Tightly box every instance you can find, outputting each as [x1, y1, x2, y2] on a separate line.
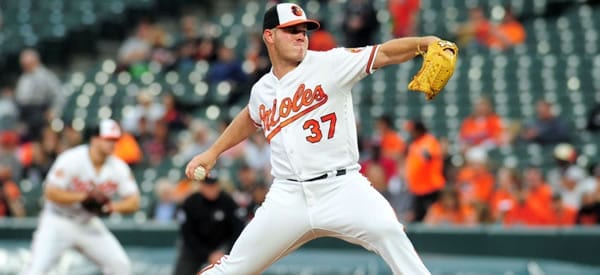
[291, 5, 303, 16]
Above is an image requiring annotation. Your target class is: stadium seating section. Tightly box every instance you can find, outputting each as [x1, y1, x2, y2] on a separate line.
[4, 0, 599, 218]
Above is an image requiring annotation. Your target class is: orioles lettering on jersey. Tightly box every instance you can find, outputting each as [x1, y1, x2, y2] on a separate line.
[258, 83, 329, 142]
[71, 177, 118, 195]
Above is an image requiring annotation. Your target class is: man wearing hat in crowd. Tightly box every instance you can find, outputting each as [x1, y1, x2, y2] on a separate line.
[173, 175, 244, 275]
[21, 119, 140, 275]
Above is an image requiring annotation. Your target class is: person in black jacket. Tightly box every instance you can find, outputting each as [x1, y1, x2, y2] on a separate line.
[173, 176, 245, 275]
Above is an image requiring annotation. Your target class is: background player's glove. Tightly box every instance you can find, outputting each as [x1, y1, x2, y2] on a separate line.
[408, 40, 458, 100]
[81, 189, 111, 216]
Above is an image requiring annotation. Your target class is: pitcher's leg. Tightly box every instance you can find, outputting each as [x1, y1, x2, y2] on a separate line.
[201, 182, 313, 275]
[314, 174, 430, 275]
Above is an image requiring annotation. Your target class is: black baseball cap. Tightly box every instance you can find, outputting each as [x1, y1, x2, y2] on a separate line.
[263, 3, 320, 31]
[203, 176, 219, 185]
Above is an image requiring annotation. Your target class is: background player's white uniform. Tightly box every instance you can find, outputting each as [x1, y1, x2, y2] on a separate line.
[21, 145, 139, 275]
[202, 46, 430, 274]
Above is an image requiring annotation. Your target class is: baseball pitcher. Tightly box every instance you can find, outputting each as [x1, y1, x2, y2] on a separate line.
[185, 3, 457, 274]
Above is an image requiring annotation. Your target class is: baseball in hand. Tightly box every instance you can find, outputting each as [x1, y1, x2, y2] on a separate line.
[193, 166, 207, 181]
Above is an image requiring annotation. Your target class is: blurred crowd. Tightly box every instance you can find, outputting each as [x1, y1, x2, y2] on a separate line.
[0, 0, 600, 229]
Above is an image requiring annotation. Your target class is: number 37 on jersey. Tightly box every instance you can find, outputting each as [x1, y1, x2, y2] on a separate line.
[257, 84, 338, 144]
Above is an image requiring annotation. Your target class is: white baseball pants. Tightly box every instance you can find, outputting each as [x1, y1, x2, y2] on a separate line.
[201, 171, 430, 275]
[20, 211, 131, 275]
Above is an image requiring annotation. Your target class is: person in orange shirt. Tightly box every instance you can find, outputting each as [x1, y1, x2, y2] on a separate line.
[504, 166, 554, 226]
[375, 115, 406, 159]
[424, 186, 477, 226]
[458, 97, 504, 151]
[523, 165, 553, 215]
[388, 0, 420, 38]
[114, 131, 143, 166]
[0, 164, 25, 217]
[503, 189, 547, 226]
[486, 7, 526, 50]
[489, 167, 520, 222]
[404, 120, 445, 221]
[454, 7, 494, 49]
[547, 194, 576, 226]
[308, 21, 337, 51]
[455, 147, 495, 206]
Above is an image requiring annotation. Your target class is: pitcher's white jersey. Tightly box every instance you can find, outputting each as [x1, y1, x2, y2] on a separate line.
[248, 46, 379, 180]
[43, 145, 139, 220]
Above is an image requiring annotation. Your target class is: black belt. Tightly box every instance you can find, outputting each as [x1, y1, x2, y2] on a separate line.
[288, 169, 347, 182]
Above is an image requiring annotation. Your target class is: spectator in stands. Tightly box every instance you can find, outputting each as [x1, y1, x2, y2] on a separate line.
[245, 32, 271, 83]
[308, 20, 337, 51]
[114, 131, 143, 166]
[244, 132, 270, 173]
[359, 144, 397, 183]
[489, 167, 520, 222]
[178, 15, 201, 44]
[503, 189, 546, 226]
[180, 119, 216, 162]
[557, 166, 594, 210]
[240, 181, 268, 223]
[149, 178, 178, 223]
[0, 86, 19, 132]
[374, 115, 406, 159]
[453, 7, 493, 50]
[162, 92, 188, 132]
[342, 0, 380, 47]
[547, 194, 577, 226]
[173, 176, 244, 275]
[586, 102, 600, 132]
[404, 120, 445, 221]
[231, 164, 260, 209]
[366, 162, 388, 194]
[546, 143, 586, 190]
[175, 39, 198, 71]
[520, 100, 571, 146]
[582, 163, 600, 198]
[22, 127, 60, 187]
[196, 37, 219, 63]
[455, 147, 495, 206]
[15, 49, 63, 141]
[458, 97, 504, 152]
[218, 118, 248, 164]
[424, 186, 477, 226]
[486, 6, 526, 51]
[516, 165, 553, 224]
[576, 191, 600, 225]
[142, 120, 178, 166]
[207, 44, 247, 85]
[385, 157, 414, 223]
[0, 131, 22, 183]
[388, 0, 420, 38]
[118, 20, 153, 67]
[149, 24, 177, 69]
[60, 125, 83, 150]
[121, 89, 166, 136]
[523, 165, 553, 211]
[0, 164, 25, 218]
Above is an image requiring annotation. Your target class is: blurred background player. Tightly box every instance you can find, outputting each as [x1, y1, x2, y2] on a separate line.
[20, 119, 140, 275]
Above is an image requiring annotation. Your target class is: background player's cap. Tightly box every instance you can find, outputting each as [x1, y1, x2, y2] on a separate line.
[263, 3, 320, 31]
[97, 119, 122, 140]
